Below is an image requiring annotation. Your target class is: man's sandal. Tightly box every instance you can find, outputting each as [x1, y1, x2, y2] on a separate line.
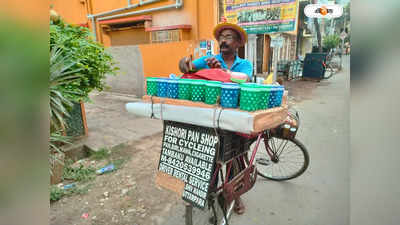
[234, 200, 245, 215]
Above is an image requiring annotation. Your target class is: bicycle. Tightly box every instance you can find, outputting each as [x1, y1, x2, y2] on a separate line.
[323, 49, 341, 79]
[185, 110, 309, 225]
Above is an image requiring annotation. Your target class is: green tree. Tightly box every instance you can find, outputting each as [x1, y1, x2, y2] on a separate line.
[49, 18, 118, 174]
[50, 19, 118, 103]
[323, 34, 341, 51]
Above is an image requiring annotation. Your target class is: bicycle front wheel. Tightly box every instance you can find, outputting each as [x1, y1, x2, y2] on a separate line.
[324, 65, 334, 79]
[250, 137, 309, 181]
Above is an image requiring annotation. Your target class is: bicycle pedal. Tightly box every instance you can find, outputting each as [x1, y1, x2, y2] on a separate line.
[256, 158, 271, 166]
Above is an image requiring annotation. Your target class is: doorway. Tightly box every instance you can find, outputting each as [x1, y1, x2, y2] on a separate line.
[256, 34, 264, 73]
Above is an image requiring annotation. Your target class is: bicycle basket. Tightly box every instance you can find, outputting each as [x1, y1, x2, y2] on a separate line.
[217, 130, 252, 162]
[271, 109, 300, 139]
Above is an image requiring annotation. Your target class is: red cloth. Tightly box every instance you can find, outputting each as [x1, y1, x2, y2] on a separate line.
[181, 69, 231, 82]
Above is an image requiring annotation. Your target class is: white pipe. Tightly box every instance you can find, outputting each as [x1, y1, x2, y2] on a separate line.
[97, 0, 183, 21]
[91, 0, 161, 18]
[88, 15, 97, 40]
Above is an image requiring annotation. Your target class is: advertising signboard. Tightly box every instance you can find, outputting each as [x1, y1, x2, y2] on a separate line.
[223, 0, 298, 34]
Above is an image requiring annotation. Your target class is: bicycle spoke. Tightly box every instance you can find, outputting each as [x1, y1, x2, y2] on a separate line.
[277, 139, 290, 158]
[269, 137, 278, 154]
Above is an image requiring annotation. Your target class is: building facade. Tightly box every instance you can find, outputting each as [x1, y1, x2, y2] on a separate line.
[51, 0, 303, 95]
[51, 0, 220, 96]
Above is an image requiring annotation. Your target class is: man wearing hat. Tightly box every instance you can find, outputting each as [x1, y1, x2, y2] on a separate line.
[179, 21, 253, 82]
[178, 22, 252, 215]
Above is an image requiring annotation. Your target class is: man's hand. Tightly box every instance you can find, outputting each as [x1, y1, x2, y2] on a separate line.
[179, 56, 195, 74]
[205, 57, 222, 69]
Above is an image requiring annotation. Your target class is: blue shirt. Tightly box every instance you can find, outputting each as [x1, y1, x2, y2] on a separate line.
[192, 54, 253, 79]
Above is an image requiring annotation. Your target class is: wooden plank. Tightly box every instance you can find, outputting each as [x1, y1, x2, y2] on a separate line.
[252, 105, 288, 132]
[155, 171, 185, 196]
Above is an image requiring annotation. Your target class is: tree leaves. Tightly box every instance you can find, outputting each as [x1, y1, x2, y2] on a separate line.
[50, 20, 118, 103]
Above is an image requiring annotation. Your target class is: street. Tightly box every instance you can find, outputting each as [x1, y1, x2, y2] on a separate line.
[230, 56, 350, 225]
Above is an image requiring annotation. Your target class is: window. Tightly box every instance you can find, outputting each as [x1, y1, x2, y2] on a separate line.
[151, 30, 180, 43]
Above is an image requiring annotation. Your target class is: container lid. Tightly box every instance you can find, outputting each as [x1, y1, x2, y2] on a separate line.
[255, 84, 270, 91]
[156, 78, 169, 82]
[240, 83, 258, 88]
[167, 79, 179, 83]
[190, 79, 205, 85]
[240, 86, 260, 92]
[222, 82, 240, 89]
[205, 81, 222, 87]
[146, 77, 158, 81]
[179, 79, 193, 84]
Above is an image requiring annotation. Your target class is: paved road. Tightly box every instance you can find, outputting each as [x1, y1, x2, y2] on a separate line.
[230, 56, 350, 225]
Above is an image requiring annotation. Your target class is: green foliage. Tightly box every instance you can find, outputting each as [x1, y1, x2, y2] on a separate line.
[50, 185, 65, 202]
[50, 183, 93, 202]
[62, 160, 96, 182]
[65, 102, 85, 137]
[50, 19, 118, 103]
[111, 158, 126, 170]
[323, 34, 341, 51]
[50, 47, 83, 131]
[49, 18, 118, 175]
[90, 148, 111, 161]
[49, 47, 80, 175]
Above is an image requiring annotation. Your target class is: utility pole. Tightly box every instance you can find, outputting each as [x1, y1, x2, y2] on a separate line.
[339, 5, 346, 70]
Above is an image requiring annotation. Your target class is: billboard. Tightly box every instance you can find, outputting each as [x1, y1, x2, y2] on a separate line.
[223, 0, 298, 34]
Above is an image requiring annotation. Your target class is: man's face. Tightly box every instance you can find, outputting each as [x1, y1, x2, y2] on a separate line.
[218, 29, 240, 55]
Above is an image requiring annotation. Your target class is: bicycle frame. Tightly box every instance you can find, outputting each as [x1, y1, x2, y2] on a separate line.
[209, 131, 267, 194]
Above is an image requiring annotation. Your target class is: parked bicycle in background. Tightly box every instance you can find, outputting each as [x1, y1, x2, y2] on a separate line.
[323, 48, 341, 79]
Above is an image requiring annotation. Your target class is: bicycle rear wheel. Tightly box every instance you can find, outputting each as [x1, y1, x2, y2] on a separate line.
[249, 136, 309, 181]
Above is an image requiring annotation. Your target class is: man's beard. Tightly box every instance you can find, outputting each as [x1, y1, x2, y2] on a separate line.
[220, 43, 233, 55]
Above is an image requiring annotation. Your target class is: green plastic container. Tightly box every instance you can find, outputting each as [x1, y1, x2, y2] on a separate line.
[190, 80, 206, 102]
[239, 83, 260, 111]
[178, 79, 192, 100]
[256, 84, 270, 110]
[146, 77, 158, 96]
[204, 81, 222, 104]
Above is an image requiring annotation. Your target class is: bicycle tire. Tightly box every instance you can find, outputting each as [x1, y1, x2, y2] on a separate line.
[185, 161, 240, 225]
[324, 65, 334, 79]
[247, 136, 309, 181]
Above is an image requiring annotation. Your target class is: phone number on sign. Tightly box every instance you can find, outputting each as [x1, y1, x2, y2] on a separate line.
[161, 156, 211, 180]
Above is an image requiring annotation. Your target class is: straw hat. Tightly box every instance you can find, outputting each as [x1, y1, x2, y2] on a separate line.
[213, 21, 248, 46]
